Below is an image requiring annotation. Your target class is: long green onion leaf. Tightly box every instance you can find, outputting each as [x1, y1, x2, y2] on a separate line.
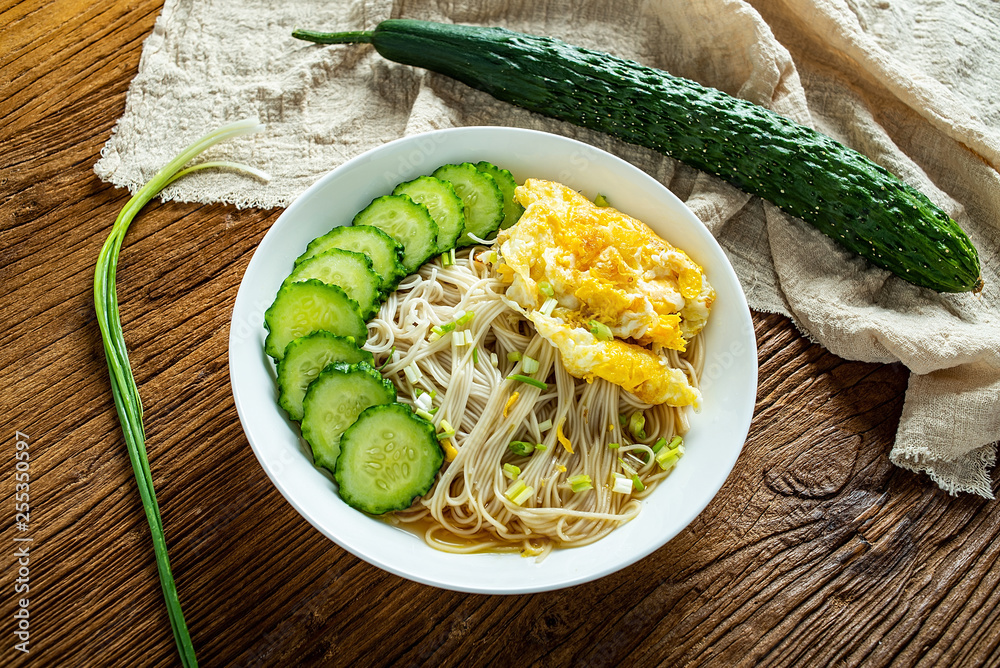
[93, 118, 267, 668]
[508, 374, 547, 390]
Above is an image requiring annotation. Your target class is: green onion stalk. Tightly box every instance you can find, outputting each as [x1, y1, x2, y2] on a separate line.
[93, 118, 268, 668]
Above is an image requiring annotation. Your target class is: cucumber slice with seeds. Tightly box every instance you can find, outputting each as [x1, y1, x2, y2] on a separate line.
[296, 225, 406, 292]
[432, 163, 504, 246]
[283, 249, 382, 320]
[335, 403, 443, 514]
[263, 280, 367, 360]
[475, 161, 523, 229]
[276, 332, 374, 421]
[393, 176, 466, 252]
[353, 195, 439, 274]
[300, 362, 396, 472]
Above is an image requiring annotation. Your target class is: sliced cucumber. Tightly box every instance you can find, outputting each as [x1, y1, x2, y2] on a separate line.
[283, 249, 382, 320]
[475, 161, 523, 229]
[276, 332, 374, 421]
[392, 176, 465, 252]
[295, 225, 406, 292]
[263, 280, 367, 360]
[300, 362, 396, 472]
[432, 163, 504, 247]
[353, 195, 439, 274]
[335, 403, 443, 514]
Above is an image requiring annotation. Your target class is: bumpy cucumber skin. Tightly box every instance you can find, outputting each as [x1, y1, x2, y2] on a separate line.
[300, 361, 397, 473]
[432, 162, 504, 247]
[334, 403, 443, 515]
[296, 225, 407, 293]
[353, 194, 440, 273]
[366, 20, 981, 293]
[475, 161, 524, 229]
[283, 248, 383, 320]
[393, 176, 466, 251]
[263, 279, 367, 360]
[276, 332, 374, 421]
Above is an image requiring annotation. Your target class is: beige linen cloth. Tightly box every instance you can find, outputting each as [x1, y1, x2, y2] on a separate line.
[95, 0, 1000, 496]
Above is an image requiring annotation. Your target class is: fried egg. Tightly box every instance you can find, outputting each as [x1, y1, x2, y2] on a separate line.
[495, 179, 715, 407]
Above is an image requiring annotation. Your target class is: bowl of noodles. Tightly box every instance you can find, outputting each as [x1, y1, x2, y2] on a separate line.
[230, 126, 757, 593]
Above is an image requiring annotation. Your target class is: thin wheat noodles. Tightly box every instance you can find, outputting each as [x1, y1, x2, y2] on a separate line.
[370, 248, 703, 556]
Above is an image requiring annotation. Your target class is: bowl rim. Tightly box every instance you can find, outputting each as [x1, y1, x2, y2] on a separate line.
[229, 125, 757, 594]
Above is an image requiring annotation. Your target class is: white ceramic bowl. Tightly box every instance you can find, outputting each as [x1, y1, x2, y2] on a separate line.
[230, 127, 757, 594]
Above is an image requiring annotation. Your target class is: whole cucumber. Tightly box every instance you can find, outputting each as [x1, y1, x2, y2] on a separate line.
[293, 20, 983, 293]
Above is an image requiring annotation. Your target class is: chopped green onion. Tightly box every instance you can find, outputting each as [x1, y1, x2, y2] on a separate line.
[94, 118, 268, 668]
[472, 346, 479, 364]
[431, 325, 446, 337]
[568, 474, 593, 493]
[628, 412, 647, 440]
[380, 346, 395, 372]
[403, 363, 422, 384]
[429, 406, 439, 414]
[504, 479, 528, 502]
[594, 193, 610, 207]
[415, 408, 435, 421]
[619, 414, 627, 427]
[611, 474, 633, 494]
[607, 442, 620, 450]
[631, 474, 645, 492]
[534, 443, 548, 451]
[618, 457, 638, 477]
[503, 462, 521, 479]
[521, 355, 539, 374]
[537, 419, 552, 432]
[668, 435, 683, 450]
[507, 351, 523, 362]
[438, 420, 457, 440]
[589, 320, 614, 341]
[655, 439, 685, 470]
[414, 391, 433, 411]
[490, 352, 499, 367]
[512, 485, 533, 505]
[508, 374, 547, 390]
[540, 297, 558, 316]
[455, 311, 475, 326]
[441, 251, 453, 267]
[508, 441, 535, 456]
[651, 436, 668, 454]
[538, 281, 554, 297]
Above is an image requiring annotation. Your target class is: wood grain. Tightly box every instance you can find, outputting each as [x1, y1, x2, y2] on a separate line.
[2, 1, 999, 666]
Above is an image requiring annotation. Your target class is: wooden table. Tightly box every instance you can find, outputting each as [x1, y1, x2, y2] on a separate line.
[4, 1, 999, 666]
